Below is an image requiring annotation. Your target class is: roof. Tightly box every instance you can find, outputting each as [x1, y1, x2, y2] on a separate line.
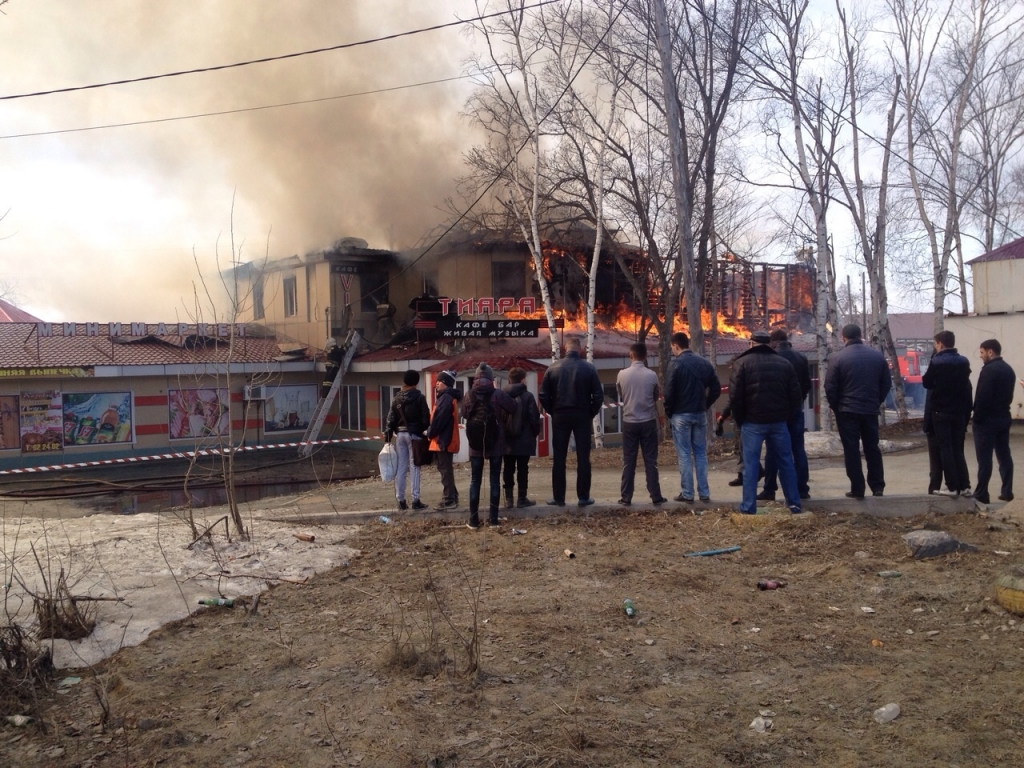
[967, 236, 1024, 264]
[0, 299, 42, 323]
[0, 323, 311, 368]
[887, 313, 935, 342]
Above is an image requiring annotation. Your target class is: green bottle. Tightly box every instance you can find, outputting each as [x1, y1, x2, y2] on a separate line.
[623, 598, 636, 617]
[197, 598, 234, 608]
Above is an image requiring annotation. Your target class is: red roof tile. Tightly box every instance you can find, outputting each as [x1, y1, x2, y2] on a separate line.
[967, 235, 1024, 264]
[0, 323, 310, 368]
[0, 299, 42, 323]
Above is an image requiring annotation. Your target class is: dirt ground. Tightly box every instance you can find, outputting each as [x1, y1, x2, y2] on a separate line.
[4, 425, 1024, 767]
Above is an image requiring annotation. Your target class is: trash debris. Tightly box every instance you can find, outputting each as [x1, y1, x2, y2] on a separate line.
[995, 550, 1011, 556]
[757, 579, 787, 590]
[683, 545, 741, 557]
[564, 549, 576, 559]
[873, 703, 901, 723]
[750, 716, 773, 732]
[58, 676, 82, 688]
[759, 709, 776, 717]
[379, 515, 393, 525]
[861, 607, 876, 614]
[871, 638, 884, 648]
[877, 570, 903, 578]
[623, 598, 637, 617]
[293, 533, 315, 543]
[902, 529, 977, 559]
[197, 598, 235, 608]
[511, 528, 527, 536]
[6, 715, 31, 727]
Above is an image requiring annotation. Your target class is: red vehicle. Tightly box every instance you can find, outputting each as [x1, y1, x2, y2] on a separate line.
[890, 348, 926, 408]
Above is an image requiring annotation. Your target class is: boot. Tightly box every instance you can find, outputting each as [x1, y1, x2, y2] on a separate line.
[516, 497, 536, 508]
[728, 472, 744, 487]
[504, 487, 515, 509]
[488, 505, 500, 526]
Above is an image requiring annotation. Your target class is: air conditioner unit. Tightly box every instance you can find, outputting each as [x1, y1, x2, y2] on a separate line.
[243, 384, 268, 401]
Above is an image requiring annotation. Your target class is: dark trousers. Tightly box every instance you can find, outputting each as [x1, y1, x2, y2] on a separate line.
[551, 412, 593, 503]
[435, 451, 458, 503]
[928, 411, 970, 493]
[974, 421, 1012, 501]
[469, 455, 501, 524]
[502, 454, 531, 501]
[763, 410, 810, 496]
[835, 412, 885, 496]
[620, 419, 661, 501]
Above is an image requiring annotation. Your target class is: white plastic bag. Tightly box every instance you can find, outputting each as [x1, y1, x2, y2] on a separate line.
[378, 443, 398, 483]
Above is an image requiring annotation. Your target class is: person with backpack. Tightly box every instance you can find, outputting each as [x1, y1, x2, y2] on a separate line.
[383, 369, 431, 511]
[463, 363, 517, 529]
[425, 370, 463, 511]
[502, 367, 541, 509]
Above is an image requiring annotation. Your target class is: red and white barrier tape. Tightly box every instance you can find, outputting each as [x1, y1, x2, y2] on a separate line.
[0, 435, 386, 476]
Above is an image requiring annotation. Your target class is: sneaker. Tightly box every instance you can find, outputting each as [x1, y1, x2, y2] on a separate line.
[935, 489, 959, 497]
[845, 491, 865, 500]
[516, 498, 536, 508]
[504, 497, 515, 510]
[546, 499, 566, 507]
[618, 498, 632, 505]
[488, 518, 501, 527]
[466, 522, 480, 531]
[651, 497, 668, 505]
[960, 488, 973, 498]
[411, 500, 428, 511]
[398, 499, 408, 511]
[436, 499, 459, 511]
[699, 496, 710, 502]
[674, 493, 693, 502]
[578, 498, 595, 507]
[872, 491, 884, 497]
[756, 490, 776, 501]
[974, 494, 991, 504]
[999, 494, 1014, 501]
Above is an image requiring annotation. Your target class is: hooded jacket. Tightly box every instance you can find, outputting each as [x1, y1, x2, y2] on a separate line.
[463, 375, 517, 458]
[426, 385, 463, 453]
[502, 381, 542, 456]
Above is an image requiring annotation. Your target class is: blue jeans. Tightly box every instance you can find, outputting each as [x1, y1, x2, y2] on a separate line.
[762, 410, 809, 496]
[671, 412, 709, 500]
[740, 422, 800, 513]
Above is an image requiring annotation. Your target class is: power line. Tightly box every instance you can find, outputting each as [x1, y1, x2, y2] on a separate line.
[0, 73, 476, 141]
[0, 0, 562, 102]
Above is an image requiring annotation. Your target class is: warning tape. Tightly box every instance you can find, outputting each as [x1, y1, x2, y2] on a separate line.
[0, 436, 386, 477]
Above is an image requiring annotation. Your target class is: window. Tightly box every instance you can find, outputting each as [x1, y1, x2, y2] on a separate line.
[492, 260, 526, 299]
[379, 385, 401, 429]
[339, 385, 366, 431]
[283, 276, 297, 317]
[253, 276, 265, 320]
[360, 270, 389, 313]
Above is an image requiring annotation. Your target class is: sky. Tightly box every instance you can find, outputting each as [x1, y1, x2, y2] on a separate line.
[0, 0, 486, 323]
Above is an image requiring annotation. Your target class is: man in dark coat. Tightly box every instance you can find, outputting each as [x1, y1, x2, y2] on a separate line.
[825, 324, 892, 499]
[539, 337, 604, 507]
[759, 329, 812, 501]
[972, 339, 1015, 504]
[663, 331, 720, 502]
[922, 330, 973, 496]
[463, 363, 517, 529]
[425, 370, 463, 511]
[383, 369, 432, 511]
[502, 367, 542, 509]
[729, 329, 804, 514]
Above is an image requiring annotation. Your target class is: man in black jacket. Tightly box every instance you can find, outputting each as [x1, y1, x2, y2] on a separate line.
[539, 337, 604, 506]
[759, 329, 812, 501]
[384, 369, 432, 511]
[502, 367, 542, 509]
[922, 330, 973, 497]
[825, 324, 892, 499]
[972, 338, 1014, 503]
[729, 330, 804, 514]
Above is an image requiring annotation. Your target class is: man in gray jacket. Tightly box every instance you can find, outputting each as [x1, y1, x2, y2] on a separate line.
[824, 324, 892, 499]
[616, 343, 667, 505]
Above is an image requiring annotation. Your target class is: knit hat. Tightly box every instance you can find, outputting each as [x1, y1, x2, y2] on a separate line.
[750, 329, 771, 344]
[437, 370, 457, 388]
[474, 362, 494, 380]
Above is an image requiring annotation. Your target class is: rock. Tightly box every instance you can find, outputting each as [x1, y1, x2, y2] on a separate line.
[902, 530, 977, 559]
[873, 703, 901, 723]
[750, 716, 773, 733]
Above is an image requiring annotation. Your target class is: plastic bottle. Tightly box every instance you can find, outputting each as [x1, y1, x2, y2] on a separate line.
[623, 598, 637, 617]
[379, 515, 393, 524]
[197, 598, 235, 608]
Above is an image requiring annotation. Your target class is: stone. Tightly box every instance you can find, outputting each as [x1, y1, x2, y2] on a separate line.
[902, 530, 977, 559]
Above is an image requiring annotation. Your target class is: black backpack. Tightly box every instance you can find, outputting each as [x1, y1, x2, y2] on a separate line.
[504, 392, 526, 439]
[466, 388, 499, 452]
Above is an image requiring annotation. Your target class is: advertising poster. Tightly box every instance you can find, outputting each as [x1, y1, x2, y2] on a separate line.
[0, 395, 20, 450]
[168, 388, 229, 440]
[263, 385, 318, 433]
[62, 392, 133, 446]
[19, 390, 63, 453]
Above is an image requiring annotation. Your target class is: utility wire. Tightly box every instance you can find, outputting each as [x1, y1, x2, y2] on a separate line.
[0, 0, 562, 101]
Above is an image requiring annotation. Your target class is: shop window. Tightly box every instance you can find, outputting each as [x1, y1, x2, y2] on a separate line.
[339, 385, 366, 431]
[283, 276, 297, 317]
